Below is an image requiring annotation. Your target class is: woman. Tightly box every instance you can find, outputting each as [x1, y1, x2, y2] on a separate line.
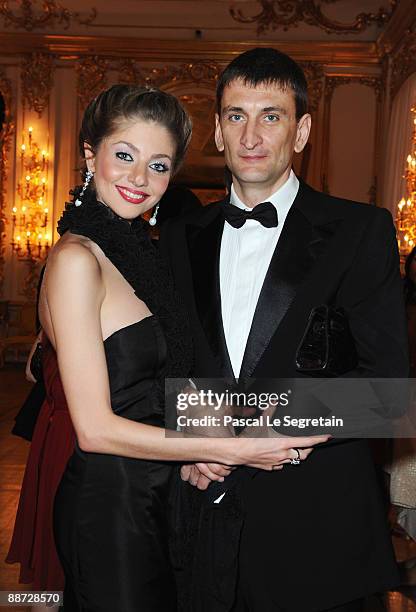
[7, 85, 323, 611]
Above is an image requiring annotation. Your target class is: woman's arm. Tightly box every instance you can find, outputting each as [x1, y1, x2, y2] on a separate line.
[45, 242, 327, 467]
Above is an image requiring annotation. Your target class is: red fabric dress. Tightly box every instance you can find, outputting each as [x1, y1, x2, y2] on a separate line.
[6, 337, 75, 590]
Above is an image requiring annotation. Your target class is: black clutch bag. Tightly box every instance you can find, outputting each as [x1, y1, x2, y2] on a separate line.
[295, 304, 358, 376]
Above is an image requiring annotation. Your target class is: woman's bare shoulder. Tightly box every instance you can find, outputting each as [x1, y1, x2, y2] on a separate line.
[44, 232, 103, 290]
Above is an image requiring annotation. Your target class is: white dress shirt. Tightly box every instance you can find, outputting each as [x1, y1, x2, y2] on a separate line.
[219, 170, 299, 378]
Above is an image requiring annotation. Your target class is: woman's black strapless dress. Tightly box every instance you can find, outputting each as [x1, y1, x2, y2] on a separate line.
[54, 316, 177, 611]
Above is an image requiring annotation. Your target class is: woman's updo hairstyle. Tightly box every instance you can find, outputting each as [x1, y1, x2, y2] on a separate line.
[79, 84, 192, 176]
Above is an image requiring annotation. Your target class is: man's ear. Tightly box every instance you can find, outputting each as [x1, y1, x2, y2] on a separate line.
[83, 142, 96, 173]
[294, 114, 311, 154]
[214, 114, 224, 152]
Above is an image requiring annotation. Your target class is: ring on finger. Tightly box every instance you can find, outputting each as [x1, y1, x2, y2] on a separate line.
[289, 448, 301, 465]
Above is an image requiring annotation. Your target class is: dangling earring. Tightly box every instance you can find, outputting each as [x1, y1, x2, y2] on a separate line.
[75, 169, 94, 207]
[148, 202, 160, 226]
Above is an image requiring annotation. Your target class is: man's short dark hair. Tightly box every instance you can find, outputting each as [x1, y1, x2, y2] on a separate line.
[216, 47, 308, 121]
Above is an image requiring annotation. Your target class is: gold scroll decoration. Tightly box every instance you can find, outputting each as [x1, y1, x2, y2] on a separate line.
[75, 56, 109, 111]
[118, 60, 221, 90]
[229, 0, 396, 36]
[300, 62, 324, 112]
[21, 52, 54, 117]
[0, 69, 14, 297]
[0, 0, 97, 31]
[390, 29, 416, 102]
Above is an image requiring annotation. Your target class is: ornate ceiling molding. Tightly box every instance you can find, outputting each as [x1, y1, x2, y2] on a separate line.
[389, 29, 416, 101]
[21, 52, 54, 116]
[229, 0, 396, 36]
[0, 68, 14, 296]
[0, 0, 97, 31]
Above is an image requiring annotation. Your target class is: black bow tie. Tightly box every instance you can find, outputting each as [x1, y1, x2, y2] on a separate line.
[223, 201, 278, 229]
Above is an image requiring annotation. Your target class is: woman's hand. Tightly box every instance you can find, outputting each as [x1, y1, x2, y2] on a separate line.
[228, 433, 329, 470]
[25, 331, 43, 383]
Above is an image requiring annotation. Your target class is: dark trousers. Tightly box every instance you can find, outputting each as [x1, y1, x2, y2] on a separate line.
[232, 595, 364, 612]
[325, 600, 364, 612]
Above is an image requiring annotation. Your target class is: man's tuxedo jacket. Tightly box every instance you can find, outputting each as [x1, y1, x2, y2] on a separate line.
[160, 180, 409, 611]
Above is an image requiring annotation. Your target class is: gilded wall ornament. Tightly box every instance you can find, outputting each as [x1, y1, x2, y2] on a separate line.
[229, 0, 396, 36]
[118, 60, 221, 90]
[76, 57, 109, 110]
[389, 29, 416, 101]
[21, 52, 54, 117]
[325, 75, 382, 103]
[0, 0, 97, 31]
[0, 69, 14, 297]
[300, 62, 324, 112]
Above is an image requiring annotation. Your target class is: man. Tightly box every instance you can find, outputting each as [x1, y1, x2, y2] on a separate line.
[161, 48, 408, 611]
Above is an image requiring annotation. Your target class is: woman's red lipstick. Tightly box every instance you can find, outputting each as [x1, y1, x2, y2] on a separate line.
[116, 185, 149, 204]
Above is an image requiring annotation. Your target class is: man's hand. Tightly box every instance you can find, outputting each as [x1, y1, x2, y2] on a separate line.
[180, 464, 211, 490]
[180, 463, 234, 490]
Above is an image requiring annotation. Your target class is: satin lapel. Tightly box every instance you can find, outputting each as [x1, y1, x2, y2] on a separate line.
[186, 206, 234, 378]
[239, 201, 336, 380]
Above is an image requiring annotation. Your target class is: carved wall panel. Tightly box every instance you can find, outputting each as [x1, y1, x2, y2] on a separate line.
[0, 0, 97, 31]
[0, 69, 14, 297]
[21, 52, 54, 116]
[300, 62, 324, 112]
[76, 56, 109, 110]
[390, 29, 416, 101]
[322, 75, 382, 200]
[229, 0, 396, 36]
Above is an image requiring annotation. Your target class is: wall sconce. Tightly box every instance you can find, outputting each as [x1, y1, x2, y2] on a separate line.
[11, 125, 50, 262]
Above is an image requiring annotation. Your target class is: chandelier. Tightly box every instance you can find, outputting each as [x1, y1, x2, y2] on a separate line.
[396, 106, 416, 259]
[11, 126, 51, 262]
